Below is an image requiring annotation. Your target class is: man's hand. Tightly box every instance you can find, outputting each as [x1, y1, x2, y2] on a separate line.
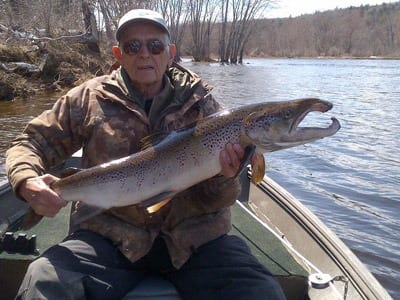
[219, 143, 246, 178]
[18, 174, 67, 217]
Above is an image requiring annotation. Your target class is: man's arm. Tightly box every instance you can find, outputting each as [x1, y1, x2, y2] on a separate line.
[6, 94, 83, 217]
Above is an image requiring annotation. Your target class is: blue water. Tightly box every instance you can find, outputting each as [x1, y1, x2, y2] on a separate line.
[0, 58, 399, 298]
[186, 58, 400, 298]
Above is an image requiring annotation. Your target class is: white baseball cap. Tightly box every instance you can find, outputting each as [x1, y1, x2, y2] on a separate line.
[116, 9, 170, 41]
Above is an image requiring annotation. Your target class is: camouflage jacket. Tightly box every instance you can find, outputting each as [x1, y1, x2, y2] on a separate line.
[6, 63, 241, 268]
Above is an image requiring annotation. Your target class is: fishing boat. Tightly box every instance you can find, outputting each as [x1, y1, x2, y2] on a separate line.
[0, 153, 392, 300]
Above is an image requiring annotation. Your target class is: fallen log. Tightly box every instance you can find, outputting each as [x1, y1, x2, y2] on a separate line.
[0, 23, 98, 52]
[0, 62, 40, 76]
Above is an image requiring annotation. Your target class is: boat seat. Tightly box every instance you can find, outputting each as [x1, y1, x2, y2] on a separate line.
[122, 275, 182, 300]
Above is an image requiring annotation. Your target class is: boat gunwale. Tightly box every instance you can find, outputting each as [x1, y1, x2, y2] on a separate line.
[248, 172, 392, 300]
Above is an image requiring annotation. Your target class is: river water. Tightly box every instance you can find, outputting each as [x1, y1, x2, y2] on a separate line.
[0, 58, 399, 298]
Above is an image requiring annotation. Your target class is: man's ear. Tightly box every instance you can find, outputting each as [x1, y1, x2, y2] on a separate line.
[112, 46, 123, 61]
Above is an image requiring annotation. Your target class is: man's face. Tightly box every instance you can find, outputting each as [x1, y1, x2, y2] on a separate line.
[114, 22, 175, 93]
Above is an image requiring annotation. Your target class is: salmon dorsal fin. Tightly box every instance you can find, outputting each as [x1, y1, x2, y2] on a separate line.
[250, 153, 266, 184]
[140, 132, 170, 151]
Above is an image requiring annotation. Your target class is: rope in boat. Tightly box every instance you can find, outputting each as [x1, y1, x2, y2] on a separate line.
[235, 200, 345, 300]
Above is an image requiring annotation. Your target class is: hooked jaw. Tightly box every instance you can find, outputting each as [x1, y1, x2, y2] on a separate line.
[290, 116, 340, 142]
[289, 100, 332, 133]
[246, 99, 341, 152]
[287, 100, 341, 142]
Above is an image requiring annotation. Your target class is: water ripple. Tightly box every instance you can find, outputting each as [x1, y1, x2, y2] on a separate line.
[187, 59, 400, 298]
[1, 59, 399, 298]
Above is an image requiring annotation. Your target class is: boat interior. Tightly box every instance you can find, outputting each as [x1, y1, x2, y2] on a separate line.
[0, 154, 391, 299]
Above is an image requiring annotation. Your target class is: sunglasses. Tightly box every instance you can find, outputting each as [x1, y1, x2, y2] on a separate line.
[122, 39, 166, 56]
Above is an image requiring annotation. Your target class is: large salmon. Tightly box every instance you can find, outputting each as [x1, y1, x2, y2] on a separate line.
[50, 98, 340, 211]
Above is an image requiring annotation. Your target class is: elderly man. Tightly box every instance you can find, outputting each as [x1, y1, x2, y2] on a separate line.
[6, 9, 285, 300]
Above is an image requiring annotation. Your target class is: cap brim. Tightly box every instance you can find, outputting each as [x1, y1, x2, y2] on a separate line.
[116, 19, 170, 41]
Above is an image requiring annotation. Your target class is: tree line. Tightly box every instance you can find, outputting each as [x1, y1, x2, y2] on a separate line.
[0, 0, 273, 64]
[1, 0, 399, 63]
[247, 2, 400, 58]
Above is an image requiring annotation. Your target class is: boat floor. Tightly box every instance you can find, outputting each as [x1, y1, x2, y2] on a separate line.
[0, 201, 309, 300]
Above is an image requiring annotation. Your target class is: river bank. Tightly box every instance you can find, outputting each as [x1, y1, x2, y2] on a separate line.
[2, 39, 400, 102]
[0, 39, 114, 101]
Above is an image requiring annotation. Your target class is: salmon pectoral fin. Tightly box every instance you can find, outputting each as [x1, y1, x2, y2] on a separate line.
[139, 191, 177, 213]
[250, 153, 266, 184]
[146, 198, 171, 214]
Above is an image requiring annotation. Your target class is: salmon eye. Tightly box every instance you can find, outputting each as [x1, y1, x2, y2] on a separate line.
[283, 109, 293, 119]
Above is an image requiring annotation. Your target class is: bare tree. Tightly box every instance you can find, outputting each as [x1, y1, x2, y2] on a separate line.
[97, 0, 116, 43]
[187, 0, 217, 61]
[0, 0, 84, 37]
[155, 0, 188, 61]
[219, 0, 273, 64]
[3, 0, 400, 63]
[82, 1, 100, 52]
[219, 0, 229, 62]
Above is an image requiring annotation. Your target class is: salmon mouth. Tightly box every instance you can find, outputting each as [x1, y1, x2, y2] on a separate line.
[286, 100, 340, 142]
[242, 99, 341, 152]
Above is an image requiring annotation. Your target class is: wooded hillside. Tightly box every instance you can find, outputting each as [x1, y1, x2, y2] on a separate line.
[1, 1, 399, 61]
[244, 2, 400, 58]
[1, 1, 400, 101]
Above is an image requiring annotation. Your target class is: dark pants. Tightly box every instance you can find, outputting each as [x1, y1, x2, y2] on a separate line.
[16, 230, 286, 300]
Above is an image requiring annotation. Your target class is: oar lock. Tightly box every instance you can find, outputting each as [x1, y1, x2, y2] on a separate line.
[309, 273, 349, 298]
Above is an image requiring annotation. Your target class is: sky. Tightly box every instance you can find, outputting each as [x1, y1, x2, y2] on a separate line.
[265, 0, 397, 18]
